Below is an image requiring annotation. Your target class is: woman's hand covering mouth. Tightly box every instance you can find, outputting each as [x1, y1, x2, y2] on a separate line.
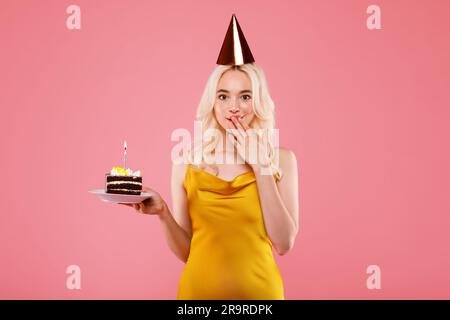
[226, 114, 246, 120]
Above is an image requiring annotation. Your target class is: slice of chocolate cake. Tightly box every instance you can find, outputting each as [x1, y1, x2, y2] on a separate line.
[105, 167, 142, 195]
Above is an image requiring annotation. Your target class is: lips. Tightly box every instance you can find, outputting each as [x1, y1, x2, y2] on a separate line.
[226, 114, 245, 121]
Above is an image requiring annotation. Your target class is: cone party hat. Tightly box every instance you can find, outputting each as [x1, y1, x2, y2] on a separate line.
[216, 14, 255, 66]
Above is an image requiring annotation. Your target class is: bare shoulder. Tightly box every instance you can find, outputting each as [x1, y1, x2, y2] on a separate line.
[275, 147, 297, 182]
[277, 147, 297, 169]
[171, 162, 188, 184]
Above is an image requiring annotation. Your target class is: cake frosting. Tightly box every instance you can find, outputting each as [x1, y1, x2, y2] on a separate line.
[110, 166, 141, 177]
[106, 166, 142, 195]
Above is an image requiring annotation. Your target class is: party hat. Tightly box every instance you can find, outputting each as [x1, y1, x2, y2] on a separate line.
[216, 14, 255, 66]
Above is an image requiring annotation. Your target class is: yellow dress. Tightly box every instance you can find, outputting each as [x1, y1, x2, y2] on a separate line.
[177, 164, 285, 300]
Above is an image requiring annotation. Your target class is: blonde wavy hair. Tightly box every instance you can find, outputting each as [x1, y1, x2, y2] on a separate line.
[186, 62, 281, 180]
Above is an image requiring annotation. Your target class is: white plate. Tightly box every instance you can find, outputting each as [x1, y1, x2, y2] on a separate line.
[89, 189, 153, 204]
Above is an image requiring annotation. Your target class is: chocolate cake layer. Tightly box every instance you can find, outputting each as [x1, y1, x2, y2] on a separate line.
[106, 176, 142, 183]
[107, 189, 141, 195]
[107, 183, 141, 190]
[105, 175, 142, 195]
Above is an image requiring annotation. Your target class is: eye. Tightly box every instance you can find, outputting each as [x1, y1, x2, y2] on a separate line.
[241, 95, 252, 101]
[218, 94, 227, 100]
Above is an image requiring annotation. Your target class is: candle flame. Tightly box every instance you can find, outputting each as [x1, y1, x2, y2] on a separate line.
[124, 140, 127, 150]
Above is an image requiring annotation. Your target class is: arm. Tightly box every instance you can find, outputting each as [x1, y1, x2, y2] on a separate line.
[160, 163, 192, 263]
[131, 163, 192, 263]
[227, 116, 300, 256]
[252, 148, 299, 256]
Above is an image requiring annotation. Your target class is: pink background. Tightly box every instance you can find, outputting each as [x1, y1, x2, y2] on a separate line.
[1, 0, 449, 299]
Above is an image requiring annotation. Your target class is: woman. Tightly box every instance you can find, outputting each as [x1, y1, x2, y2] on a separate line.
[120, 15, 299, 300]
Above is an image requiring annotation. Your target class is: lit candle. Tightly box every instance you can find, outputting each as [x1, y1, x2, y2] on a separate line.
[124, 140, 127, 170]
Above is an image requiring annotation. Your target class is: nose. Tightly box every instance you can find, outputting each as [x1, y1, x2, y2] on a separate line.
[229, 106, 239, 114]
[228, 98, 240, 112]
[226, 96, 240, 111]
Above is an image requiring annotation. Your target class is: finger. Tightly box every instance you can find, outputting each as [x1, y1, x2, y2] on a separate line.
[142, 197, 153, 207]
[227, 131, 237, 145]
[237, 115, 250, 130]
[231, 116, 247, 136]
[227, 129, 243, 145]
[229, 122, 246, 141]
[226, 128, 238, 141]
[227, 131, 245, 159]
[133, 202, 146, 214]
[227, 132, 244, 154]
[118, 203, 133, 207]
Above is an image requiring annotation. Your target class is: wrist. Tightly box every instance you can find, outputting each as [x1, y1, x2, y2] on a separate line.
[157, 200, 169, 220]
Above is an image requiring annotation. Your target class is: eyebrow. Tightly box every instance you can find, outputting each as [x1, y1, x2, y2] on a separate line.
[217, 89, 252, 94]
